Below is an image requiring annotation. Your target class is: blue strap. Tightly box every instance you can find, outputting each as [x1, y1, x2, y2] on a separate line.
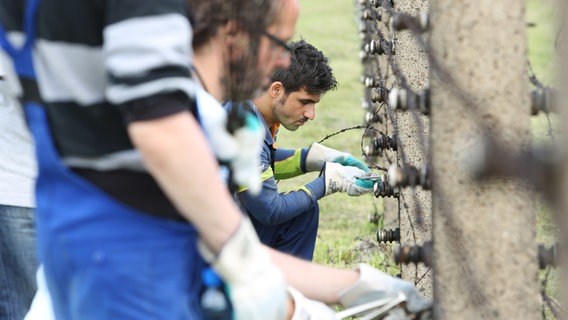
[0, 0, 41, 79]
[0, 22, 17, 57]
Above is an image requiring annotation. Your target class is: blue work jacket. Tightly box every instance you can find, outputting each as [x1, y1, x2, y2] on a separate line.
[223, 101, 325, 226]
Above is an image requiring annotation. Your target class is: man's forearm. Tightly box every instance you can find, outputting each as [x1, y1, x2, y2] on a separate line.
[269, 248, 358, 304]
[127, 111, 241, 253]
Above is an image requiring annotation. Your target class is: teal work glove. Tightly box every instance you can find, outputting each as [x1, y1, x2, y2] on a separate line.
[306, 142, 370, 172]
[198, 217, 288, 320]
[338, 264, 432, 315]
[322, 162, 374, 196]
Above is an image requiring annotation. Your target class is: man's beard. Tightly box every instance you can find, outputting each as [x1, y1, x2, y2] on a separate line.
[223, 48, 263, 102]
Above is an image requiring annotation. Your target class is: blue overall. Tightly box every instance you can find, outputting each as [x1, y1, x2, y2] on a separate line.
[0, 2, 209, 319]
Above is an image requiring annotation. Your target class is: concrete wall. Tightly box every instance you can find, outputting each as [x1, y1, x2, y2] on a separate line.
[392, 0, 433, 298]
[429, 0, 541, 318]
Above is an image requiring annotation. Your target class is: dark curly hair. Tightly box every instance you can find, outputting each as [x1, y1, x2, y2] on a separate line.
[271, 39, 338, 95]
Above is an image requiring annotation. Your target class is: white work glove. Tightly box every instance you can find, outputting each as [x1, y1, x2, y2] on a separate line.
[196, 89, 263, 194]
[24, 265, 55, 320]
[322, 162, 374, 196]
[198, 217, 288, 320]
[338, 264, 432, 315]
[229, 111, 264, 194]
[287, 286, 338, 320]
[306, 142, 370, 172]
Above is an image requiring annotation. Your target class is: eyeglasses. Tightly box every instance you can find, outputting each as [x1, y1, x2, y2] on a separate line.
[262, 31, 292, 58]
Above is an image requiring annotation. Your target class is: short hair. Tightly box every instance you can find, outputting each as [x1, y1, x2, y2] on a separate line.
[271, 39, 338, 95]
[188, 0, 280, 49]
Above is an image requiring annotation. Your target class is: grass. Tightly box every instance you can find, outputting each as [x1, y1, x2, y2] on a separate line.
[277, 0, 385, 270]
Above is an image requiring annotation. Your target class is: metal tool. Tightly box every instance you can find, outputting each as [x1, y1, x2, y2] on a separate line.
[336, 293, 406, 320]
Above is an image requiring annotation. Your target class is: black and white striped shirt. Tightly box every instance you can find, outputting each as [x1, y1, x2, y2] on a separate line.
[0, 0, 197, 220]
[1, 0, 195, 169]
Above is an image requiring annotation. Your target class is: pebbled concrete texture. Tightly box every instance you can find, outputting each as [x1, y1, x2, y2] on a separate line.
[429, 0, 541, 318]
[389, 0, 433, 299]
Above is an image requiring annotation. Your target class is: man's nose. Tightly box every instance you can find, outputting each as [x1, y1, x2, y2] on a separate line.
[304, 105, 315, 120]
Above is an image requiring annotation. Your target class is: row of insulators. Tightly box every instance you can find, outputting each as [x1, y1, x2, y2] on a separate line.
[361, 80, 432, 116]
[367, 85, 552, 117]
[530, 87, 557, 115]
[360, 8, 382, 21]
[373, 177, 400, 198]
[390, 12, 429, 32]
[388, 87, 430, 115]
[467, 137, 561, 199]
[358, 10, 428, 33]
[369, 0, 394, 9]
[364, 108, 384, 124]
[392, 242, 558, 269]
[363, 134, 398, 156]
[356, 0, 394, 9]
[388, 163, 431, 189]
[361, 76, 382, 88]
[394, 241, 433, 267]
[377, 227, 401, 243]
[370, 87, 387, 103]
[364, 39, 395, 56]
[363, 70, 552, 119]
[538, 243, 558, 269]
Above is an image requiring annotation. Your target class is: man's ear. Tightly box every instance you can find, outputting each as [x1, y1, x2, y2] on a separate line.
[269, 81, 284, 98]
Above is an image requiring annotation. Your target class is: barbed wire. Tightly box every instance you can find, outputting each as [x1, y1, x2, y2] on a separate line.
[317, 124, 367, 144]
[355, 0, 561, 317]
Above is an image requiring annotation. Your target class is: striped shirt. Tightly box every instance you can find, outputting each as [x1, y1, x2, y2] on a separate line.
[0, 0, 195, 170]
[0, 0, 197, 219]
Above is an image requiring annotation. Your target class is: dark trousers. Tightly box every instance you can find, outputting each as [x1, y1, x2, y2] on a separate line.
[251, 204, 320, 261]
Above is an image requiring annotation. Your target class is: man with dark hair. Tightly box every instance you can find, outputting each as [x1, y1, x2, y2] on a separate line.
[225, 40, 374, 260]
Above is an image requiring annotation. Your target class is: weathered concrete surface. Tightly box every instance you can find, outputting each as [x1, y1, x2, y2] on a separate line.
[430, 0, 541, 318]
[393, 0, 433, 299]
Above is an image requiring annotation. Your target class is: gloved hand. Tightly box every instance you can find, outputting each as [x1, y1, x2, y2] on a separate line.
[322, 162, 374, 196]
[198, 217, 288, 320]
[229, 111, 264, 194]
[287, 286, 338, 320]
[24, 265, 55, 320]
[196, 89, 263, 194]
[306, 142, 370, 172]
[338, 264, 432, 314]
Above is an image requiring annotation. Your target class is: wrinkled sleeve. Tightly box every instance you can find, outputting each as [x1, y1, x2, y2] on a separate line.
[103, 0, 195, 121]
[273, 147, 310, 179]
[237, 145, 325, 226]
